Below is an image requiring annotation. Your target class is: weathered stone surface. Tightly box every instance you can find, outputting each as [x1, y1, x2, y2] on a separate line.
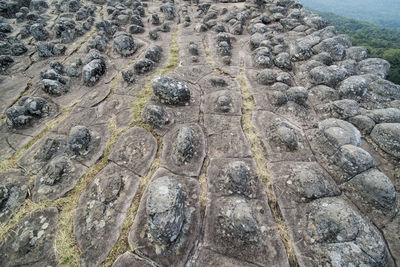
[82, 58, 106, 86]
[338, 75, 369, 100]
[0, 169, 28, 223]
[204, 195, 289, 266]
[346, 46, 368, 61]
[343, 168, 396, 211]
[310, 65, 348, 87]
[187, 247, 258, 267]
[317, 118, 361, 155]
[1, 2, 399, 266]
[128, 168, 200, 267]
[6, 97, 49, 128]
[349, 115, 376, 135]
[32, 154, 86, 202]
[307, 198, 389, 266]
[333, 144, 375, 182]
[204, 114, 252, 158]
[0, 207, 59, 267]
[370, 123, 400, 158]
[74, 163, 140, 267]
[253, 111, 313, 162]
[112, 252, 153, 267]
[366, 108, 400, 124]
[68, 125, 100, 157]
[207, 158, 261, 199]
[329, 99, 360, 119]
[109, 127, 157, 176]
[359, 58, 391, 78]
[142, 105, 171, 128]
[146, 176, 184, 244]
[161, 123, 205, 177]
[202, 90, 242, 115]
[152, 75, 191, 105]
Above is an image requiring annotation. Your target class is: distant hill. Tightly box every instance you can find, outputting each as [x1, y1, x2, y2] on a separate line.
[313, 11, 400, 84]
[298, 0, 400, 31]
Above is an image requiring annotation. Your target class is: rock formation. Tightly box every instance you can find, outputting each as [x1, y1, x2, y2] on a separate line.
[0, 0, 399, 266]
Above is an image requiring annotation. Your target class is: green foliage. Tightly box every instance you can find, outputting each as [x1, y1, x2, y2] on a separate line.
[299, 0, 400, 31]
[315, 11, 400, 84]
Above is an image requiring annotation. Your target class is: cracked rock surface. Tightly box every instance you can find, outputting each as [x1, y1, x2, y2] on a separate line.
[0, 0, 399, 266]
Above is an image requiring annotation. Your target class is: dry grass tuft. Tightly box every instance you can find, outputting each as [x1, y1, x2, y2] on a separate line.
[237, 68, 299, 267]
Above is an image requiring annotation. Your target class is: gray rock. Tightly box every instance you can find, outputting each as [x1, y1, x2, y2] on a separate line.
[152, 75, 191, 105]
[338, 75, 368, 100]
[312, 35, 351, 61]
[6, 105, 32, 127]
[134, 59, 154, 74]
[253, 47, 273, 68]
[289, 39, 312, 61]
[54, 18, 77, 43]
[287, 168, 338, 200]
[359, 58, 391, 79]
[30, 23, 49, 41]
[274, 52, 292, 70]
[370, 123, 400, 158]
[0, 55, 14, 72]
[218, 197, 261, 243]
[188, 42, 199, 56]
[269, 90, 288, 106]
[82, 58, 106, 86]
[149, 29, 159, 40]
[250, 33, 267, 50]
[307, 198, 388, 266]
[346, 46, 368, 61]
[217, 41, 231, 57]
[173, 126, 195, 164]
[0, 207, 59, 267]
[130, 15, 144, 27]
[348, 115, 376, 135]
[34, 138, 67, 162]
[318, 118, 361, 154]
[68, 125, 95, 156]
[256, 69, 276, 85]
[369, 78, 400, 99]
[329, 99, 360, 120]
[310, 85, 339, 102]
[146, 176, 184, 244]
[128, 24, 145, 34]
[338, 59, 360, 76]
[143, 105, 170, 128]
[113, 32, 137, 56]
[276, 122, 299, 150]
[248, 22, 269, 34]
[216, 92, 232, 112]
[347, 168, 396, 210]
[30, 0, 48, 13]
[311, 52, 333, 65]
[0, 169, 29, 223]
[145, 45, 162, 63]
[112, 252, 153, 267]
[366, 108, 400, 124]
[36, 42, 66, 57]
[334, 145, 375, 181]
[151, 14, 161, 25]
[226, 161, 250, 192]
[6, 97, 49, 128]
[160, 4, 175, 20]
[286, 86, 308, 105]
[41, 77, 69, 96]
[310, 65, 348, 87]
